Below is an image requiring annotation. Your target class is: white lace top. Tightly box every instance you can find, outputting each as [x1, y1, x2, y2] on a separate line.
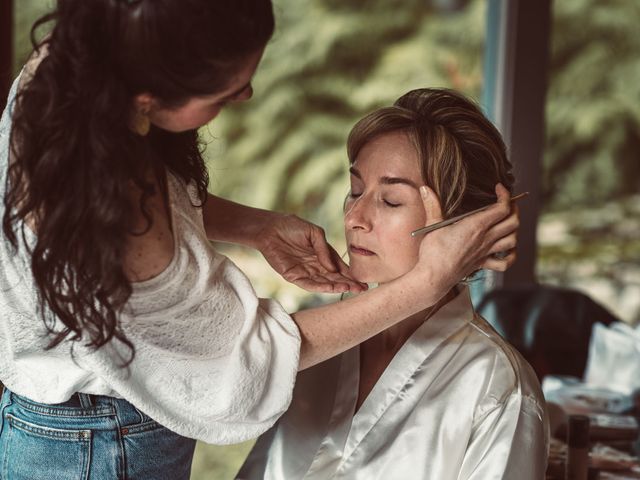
[0, 71, 301, 444]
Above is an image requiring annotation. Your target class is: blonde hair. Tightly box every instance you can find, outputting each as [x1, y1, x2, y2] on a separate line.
[347, 88, 515, 219]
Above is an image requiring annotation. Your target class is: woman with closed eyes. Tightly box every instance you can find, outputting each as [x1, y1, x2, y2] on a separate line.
[239, 88, 549, 480]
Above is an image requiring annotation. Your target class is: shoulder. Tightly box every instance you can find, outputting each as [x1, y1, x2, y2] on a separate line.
[4, 42, 49, 162]
[464, 313, 546, 419]
[17, 41, 50, 92]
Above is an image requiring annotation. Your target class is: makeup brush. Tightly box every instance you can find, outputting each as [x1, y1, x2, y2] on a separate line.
[410, 192, 529, 237]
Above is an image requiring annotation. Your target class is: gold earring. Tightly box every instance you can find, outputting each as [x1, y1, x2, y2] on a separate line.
[130, 109, 151, 136]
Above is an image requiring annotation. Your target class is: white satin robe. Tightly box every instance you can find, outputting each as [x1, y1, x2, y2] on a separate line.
[238, 286, 549, 480]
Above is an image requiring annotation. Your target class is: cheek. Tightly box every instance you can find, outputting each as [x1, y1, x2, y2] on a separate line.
[375, 212, 424, 277]
[197, 105, 223, 125]
[381, 235, 420, 273]
[347, 217, 422, 283]
[382, 211, 424, 252]
[179, 105, 222, 130]
[152, 105, 222, 132]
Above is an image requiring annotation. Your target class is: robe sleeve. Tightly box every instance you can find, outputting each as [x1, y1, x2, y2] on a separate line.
[457, 394, 549, 480]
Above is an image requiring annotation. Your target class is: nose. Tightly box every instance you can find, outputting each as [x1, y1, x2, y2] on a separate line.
[344, 194, 372, 232]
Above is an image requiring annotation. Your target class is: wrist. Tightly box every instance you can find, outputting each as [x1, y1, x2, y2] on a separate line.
[401, 264, 448, 309]
[252, 210, 287, 252]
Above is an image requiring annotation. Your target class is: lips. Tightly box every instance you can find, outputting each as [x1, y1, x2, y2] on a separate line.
[350, 244, 376, 256]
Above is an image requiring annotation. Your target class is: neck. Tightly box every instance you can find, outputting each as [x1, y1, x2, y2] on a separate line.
[372, 287, 458, 353]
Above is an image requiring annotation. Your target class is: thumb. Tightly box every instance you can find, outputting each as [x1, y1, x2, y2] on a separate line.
[495, 182, 510, 204]
[310, 228, 338, 273]
[420, 186, 443, 226]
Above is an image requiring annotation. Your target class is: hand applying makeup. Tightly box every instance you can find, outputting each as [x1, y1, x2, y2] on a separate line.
[410, 183, 519, 293]
[203, 194, 368, 294]
[258, 213, 368, 294]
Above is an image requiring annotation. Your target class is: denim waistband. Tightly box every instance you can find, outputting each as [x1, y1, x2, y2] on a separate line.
[0, 386, 195, 479]
[3, 388, 154, 427]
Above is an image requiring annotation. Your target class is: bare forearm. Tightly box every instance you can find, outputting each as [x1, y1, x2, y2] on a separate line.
[293, 269, 443, 370]
[203, 194, 277, 248]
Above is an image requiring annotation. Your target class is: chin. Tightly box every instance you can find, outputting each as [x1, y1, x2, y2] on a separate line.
[348, 261, 409, 285]
[347, 262, 373, 284]
[347, 262, 390, 285]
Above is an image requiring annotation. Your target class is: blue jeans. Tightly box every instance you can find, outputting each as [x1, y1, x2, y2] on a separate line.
[0, 387, 196, 479]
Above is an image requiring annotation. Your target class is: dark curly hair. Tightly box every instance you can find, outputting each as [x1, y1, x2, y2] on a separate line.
[3, 0, 274, 364]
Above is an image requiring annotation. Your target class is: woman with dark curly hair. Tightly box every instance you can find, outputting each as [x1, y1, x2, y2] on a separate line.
[0, 1, 519, 478]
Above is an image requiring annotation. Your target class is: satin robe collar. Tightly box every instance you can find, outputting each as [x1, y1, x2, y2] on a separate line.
[306, 285, 474, 475]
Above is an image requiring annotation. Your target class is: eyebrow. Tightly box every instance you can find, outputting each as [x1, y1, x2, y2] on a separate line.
[349, 166, 419, 189]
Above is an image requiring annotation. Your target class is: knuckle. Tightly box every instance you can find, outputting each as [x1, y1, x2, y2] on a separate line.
[473, 225, 485, 238]
[283, 271, 298, 281]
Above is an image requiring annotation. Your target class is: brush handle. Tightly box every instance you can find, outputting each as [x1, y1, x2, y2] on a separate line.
[410, 192, 529, 237]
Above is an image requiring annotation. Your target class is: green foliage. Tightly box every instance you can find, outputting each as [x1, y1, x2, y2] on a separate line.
[13, 0, 53, 73]
[190, 441, 255, 480]
[544, 0, 640, 209]
[12, 0, 639, 220]
[206, 0, 640, 238]
[206, 0, 486, 243]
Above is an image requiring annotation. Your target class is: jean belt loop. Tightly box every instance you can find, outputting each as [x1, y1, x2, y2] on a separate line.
[133, 404, 148, 424]
[77, 393, 94, 409]
[0, 388, 13, 438]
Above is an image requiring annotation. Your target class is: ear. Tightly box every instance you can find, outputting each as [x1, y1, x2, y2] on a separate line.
[132, 93, 154, 114]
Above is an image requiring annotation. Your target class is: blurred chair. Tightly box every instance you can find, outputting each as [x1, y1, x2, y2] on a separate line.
[476, 285, 619, 381]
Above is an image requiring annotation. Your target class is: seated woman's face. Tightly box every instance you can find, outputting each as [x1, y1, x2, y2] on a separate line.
[345, 131, 427, 284]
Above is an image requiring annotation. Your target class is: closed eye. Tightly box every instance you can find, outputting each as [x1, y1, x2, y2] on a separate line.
[384, 200, 401, 208]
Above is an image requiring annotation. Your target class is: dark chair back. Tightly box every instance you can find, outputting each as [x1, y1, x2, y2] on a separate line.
[476, 285, 618, 381]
